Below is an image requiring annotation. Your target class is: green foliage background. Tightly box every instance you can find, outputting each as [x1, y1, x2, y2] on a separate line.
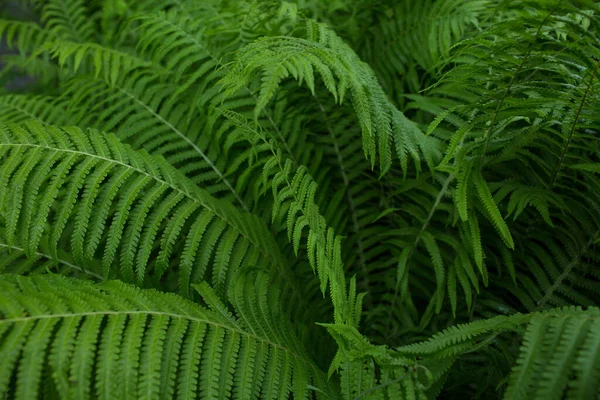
[0, 0, 599, 398]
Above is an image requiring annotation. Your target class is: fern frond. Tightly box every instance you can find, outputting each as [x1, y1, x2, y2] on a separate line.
[0, 232, 103, 279]
[40, 0, 95, 42]
[38, 40, 152, 85]
[0, 121, 292, 299]
[0, 273, 332, 399]
[218, 109, 350, 323]
[134, 10, 224, 95]
[396, 313, 529, 358]
[0, 94, 70, 125]
[0, 19, 55, 53]
[220, 19, 431, 175]
[59, 71, 249, 209]
[505, 307, 600, 400]
[357, 0, 490, 104]
[2, 1, 600, 398]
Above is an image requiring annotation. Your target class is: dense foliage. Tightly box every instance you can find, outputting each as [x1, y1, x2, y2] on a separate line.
[0, 0, 599, 398]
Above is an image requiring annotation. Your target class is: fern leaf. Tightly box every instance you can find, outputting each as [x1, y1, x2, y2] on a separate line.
[0, 121, 293, 300]
[40, 0, 95, 42]
[0, 273, 330, 399]
[472, 170, 514, 249]
[505, 307, 600, 400]
[220, 20, 429, 175]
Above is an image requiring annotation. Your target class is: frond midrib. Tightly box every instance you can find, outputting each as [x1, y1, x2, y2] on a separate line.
[0, 242, 103, 280]
[113, 85, 249, 211]
[0, 309, 312, 367]
[0, 141, 277, 269]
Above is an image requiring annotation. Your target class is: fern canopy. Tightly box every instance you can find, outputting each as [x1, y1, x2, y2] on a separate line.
[1, 0, 599, 399]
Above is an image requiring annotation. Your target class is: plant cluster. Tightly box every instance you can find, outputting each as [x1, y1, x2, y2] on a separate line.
[0, 0, 599, 398]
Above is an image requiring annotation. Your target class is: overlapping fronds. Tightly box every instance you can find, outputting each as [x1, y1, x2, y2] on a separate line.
[419, 0, 600, 316]
[59, 72, 249, 206]
[220, 18, 438, 175]
[505, 307, 600, 399]
[218, 109, 352, 324]
[357, 0, 490, 103]
[40, 0, 95, 41]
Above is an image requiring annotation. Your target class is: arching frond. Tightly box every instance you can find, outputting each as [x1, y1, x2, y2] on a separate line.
[60, 71, 249, 209]
[220, 19, 435, 175]
[0, 273, 333, 400]
[0, 121, 291, 300]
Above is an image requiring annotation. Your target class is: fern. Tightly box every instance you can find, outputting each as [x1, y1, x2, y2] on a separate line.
[219, 18, 435, 175]
[0, 273, 332, 399]
[0, 121, 293, 300]
[1, 0, 600, 398]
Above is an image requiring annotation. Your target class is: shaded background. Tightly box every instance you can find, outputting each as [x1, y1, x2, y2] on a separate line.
[1, 0, 38, 90]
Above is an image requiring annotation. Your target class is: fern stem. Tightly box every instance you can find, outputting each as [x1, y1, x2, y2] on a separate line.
[479, 3, 560, 166]
[0, 243, 104, 280]
[253, 99, 298, 165]
[536, 233, 599, 310]
[315, 95, 370, 302]
[391, 173, 454, 310]
[1, 142, 193, 196]
[549, 58, 600, 188]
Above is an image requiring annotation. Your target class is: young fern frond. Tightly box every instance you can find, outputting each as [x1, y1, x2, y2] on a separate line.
[220, 19, 433, 175]
[218, 109, 352, 325]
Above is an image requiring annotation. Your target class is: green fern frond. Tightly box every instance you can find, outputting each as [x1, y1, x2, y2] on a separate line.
[219, 19, 429, 175]
[0, 121, 290, 298]
[0, 232, 103, 279]
[218, 109, 350, 323]
[1, 0, 600, 398]
[0, 19, 56, 53]
[134, 10, 224, 95]
[38, 40, 152, 85]
[0, 94, 70, 125]
[505, 307, 600, 400]
[396, 313, 529, 357]
[0, 273, 332, 399]
[355, 0, 491, 104]
[40, 0, 95, 41]
[59, 72, 249, 209]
